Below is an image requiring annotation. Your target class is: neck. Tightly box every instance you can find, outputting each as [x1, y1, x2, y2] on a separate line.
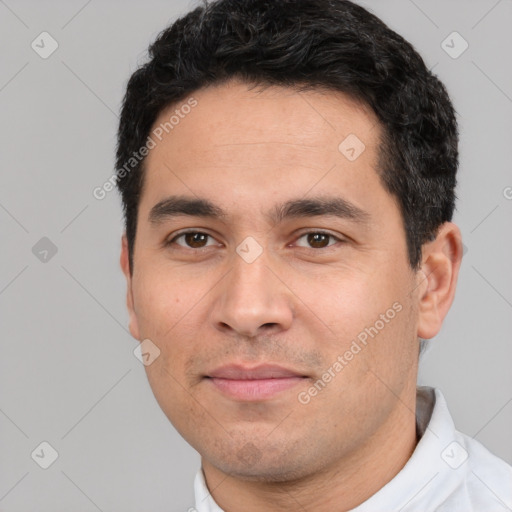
[201, 387, 419, 512]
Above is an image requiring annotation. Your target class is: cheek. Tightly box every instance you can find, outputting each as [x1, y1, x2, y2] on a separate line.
[132, 270, 201, 423]
[132, 276, 171, 338]
[299, 262, 415, 378]
[132, 266, 205, 339]
[131, 266, 215, 390]
[293, 268, 395, 344]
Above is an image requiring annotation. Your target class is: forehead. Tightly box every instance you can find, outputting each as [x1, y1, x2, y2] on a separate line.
[140, 79, 386, 219]
[151, 80, 378, 154]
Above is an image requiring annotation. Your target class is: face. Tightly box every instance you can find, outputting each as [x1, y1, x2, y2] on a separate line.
[122, 79, 428, 482]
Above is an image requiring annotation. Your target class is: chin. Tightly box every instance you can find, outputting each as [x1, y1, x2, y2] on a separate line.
[205, 443, 317, 483]
[218, 461, 310, 483]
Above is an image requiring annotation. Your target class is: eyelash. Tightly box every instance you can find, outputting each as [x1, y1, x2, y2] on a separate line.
[165, 230, 344, 251]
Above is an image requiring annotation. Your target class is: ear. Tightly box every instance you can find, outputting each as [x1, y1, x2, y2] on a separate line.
[416, 222, 463, 339]
[120, 234, 140, 341]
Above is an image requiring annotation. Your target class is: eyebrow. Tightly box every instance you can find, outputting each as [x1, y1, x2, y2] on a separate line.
[148, 195, 370, 226]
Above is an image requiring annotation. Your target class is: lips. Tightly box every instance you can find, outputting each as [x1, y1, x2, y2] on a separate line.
[208, 364, 305, 380]
[206, 364, 308, 401]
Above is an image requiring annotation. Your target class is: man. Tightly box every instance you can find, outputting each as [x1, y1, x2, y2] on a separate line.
[116, 0, 512, 510]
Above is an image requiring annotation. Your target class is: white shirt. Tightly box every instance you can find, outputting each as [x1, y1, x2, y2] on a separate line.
[193, 387, 512, 511]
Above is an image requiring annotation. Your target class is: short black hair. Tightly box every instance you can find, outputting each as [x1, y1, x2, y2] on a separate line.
[116, 0, 458, 273]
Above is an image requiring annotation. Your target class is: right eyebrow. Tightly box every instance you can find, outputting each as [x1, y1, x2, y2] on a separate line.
[148, 196, 227, 225]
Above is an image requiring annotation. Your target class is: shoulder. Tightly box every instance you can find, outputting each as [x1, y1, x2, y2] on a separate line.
[461, 431, 512, 509]
[415, 388, 512, 512]
[435, 426, 512, 511]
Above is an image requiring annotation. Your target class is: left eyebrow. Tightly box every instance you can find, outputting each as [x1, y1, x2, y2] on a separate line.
[265, 196, 371, 225]
[148, 194, 371, 226]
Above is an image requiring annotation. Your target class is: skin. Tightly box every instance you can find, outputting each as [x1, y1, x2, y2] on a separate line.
[120, 79, 463, 511]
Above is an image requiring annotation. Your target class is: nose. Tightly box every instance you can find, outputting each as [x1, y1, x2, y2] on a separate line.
[210, 249, 294, 339]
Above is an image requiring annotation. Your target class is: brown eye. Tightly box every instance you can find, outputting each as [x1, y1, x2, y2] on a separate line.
[184, 233, 209, 248]
[295, 232, 340, 249]
[307, 233, 330, 248]
[168, 231, 216, 249]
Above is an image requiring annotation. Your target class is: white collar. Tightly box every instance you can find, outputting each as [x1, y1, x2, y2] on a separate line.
[193, 386, 512, 511]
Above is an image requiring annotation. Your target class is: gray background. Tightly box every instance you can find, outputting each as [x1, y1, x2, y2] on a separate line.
[0, 0, 511, 510]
